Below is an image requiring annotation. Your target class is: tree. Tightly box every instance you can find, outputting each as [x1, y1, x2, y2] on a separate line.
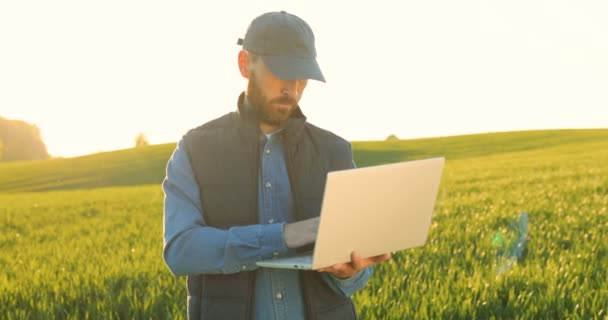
[0, 116, 50, 161]
[134, 132, 149, 148]
[386, 134, 400, 141]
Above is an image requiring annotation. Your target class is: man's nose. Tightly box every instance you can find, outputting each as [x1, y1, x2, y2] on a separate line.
[281, 80, 300, 96]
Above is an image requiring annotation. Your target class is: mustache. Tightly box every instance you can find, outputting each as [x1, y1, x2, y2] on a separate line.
[269, 96, 297, 105]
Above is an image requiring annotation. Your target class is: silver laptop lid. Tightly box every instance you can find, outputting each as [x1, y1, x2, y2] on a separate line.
[311, 157, 445, 269]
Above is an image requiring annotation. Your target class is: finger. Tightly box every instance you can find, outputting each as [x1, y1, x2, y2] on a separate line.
[316, 264, 344, 274]
[351, 252, 364, 270]
[363, 252, 391, 263]
[331, 263, 349, 275]
[317, 265, 341, 272]
[351, 252, 392, 271]
[351, 251, 383, 270]
[370, 252, 392, 262]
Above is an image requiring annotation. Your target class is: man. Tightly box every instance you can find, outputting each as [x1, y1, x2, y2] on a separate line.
[162, 11, 390, 320]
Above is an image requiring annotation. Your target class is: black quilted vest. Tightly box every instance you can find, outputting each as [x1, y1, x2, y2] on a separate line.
[182, 94, 357, 320]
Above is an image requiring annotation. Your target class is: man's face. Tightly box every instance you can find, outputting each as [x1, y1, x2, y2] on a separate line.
[246, 57, 307, 127]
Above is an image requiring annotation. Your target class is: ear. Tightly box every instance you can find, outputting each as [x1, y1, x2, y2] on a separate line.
[238, 50, 249, 79]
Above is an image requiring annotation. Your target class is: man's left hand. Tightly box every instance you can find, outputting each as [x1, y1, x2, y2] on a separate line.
[316, 252, 391, 279]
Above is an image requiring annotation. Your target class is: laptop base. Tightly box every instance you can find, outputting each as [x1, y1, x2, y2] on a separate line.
[256, 253, 313, 270]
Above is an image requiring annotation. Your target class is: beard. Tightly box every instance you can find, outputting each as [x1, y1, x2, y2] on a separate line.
[247, 72, 298, 127]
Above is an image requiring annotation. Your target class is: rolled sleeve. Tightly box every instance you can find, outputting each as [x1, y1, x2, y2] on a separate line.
[162, 139, 289, 276]
[322, 266, 373, 297]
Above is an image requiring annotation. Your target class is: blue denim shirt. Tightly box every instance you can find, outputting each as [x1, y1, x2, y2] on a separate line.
[163, 135, 372, 320]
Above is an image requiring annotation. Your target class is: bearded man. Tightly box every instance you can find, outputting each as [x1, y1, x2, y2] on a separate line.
[162, 11, 390, 320]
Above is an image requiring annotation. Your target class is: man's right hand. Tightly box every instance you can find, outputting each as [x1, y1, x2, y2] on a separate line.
[283, 217, 320, 248]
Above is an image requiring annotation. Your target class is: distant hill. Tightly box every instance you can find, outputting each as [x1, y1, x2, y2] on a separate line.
[0, 144, 173, 193]
[352, 128, 608, 167]
[0, 129, 606, 193]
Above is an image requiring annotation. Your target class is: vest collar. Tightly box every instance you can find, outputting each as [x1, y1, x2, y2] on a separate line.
[236, 92, 306, 146]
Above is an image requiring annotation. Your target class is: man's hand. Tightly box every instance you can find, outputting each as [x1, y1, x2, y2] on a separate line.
[316, 252, 391, 279]
[283, 217, 320, 248]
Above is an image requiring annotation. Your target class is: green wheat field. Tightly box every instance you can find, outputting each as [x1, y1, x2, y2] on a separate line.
[1, 129, 607, 319]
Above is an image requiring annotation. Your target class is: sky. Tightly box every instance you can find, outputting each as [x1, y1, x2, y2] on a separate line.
[1, 0, 607, 158]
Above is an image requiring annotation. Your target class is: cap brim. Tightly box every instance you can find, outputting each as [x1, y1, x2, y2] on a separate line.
[261, 55, 326, 82]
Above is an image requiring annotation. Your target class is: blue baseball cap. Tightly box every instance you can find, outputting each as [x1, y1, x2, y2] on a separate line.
[237, 11, 326, 82]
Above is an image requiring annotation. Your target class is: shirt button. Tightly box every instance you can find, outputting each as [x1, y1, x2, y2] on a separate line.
[242, 265, 247, 270]
[273, 251, 279, 257]
[265, 148, 271, 155]
[265, 181, 272, 188]
[268, 218, 274, 223]
[275, 293, 283, 300]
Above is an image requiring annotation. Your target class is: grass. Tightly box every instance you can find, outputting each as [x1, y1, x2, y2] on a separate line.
[356, 139, 608, 318]
[1, 129, 607, 319]
[0, 187, 182, 319]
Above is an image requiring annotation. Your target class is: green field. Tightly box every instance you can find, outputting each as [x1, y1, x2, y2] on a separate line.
[1, 129, 607, 319]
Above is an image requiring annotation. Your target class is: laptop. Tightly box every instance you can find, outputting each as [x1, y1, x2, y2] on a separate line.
[255, 157, 445, 270]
